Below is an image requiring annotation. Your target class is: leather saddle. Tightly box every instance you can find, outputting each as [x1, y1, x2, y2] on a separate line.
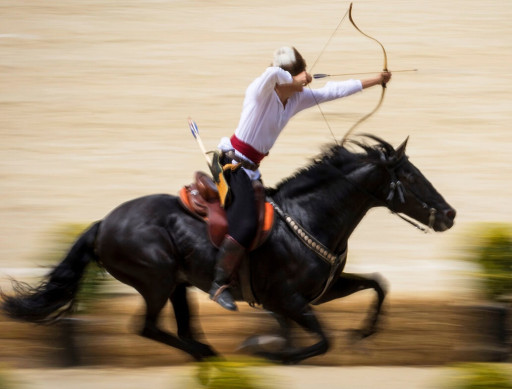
[178, 171, 274, 250]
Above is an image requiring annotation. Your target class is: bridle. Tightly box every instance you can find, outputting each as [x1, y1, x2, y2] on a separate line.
[387, 181, 437, 233]
[346, 152, 437, 233]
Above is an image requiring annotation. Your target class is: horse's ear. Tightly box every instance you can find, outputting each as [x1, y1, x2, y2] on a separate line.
[395, 136, 409, 158]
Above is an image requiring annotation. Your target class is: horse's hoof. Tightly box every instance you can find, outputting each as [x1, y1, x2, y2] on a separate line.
[238, 335, 286, 353]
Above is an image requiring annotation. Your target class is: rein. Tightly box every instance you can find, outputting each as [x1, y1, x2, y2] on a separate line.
[383, 155, 437, 232]
[344, 154, 437, 233]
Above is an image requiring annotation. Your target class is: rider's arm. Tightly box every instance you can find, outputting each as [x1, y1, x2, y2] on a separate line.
[361, 71, 392, 89]
[249, 67, 293, 97]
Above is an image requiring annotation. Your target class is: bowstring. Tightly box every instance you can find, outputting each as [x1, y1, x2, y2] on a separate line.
[307, 5, 351, 146]
[340, 2, 389, 146]
[309, 6, 351, 72]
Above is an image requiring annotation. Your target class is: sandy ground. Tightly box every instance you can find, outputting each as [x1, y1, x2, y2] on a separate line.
[4, 365, 453, 389]
[0, 0, 512, 387]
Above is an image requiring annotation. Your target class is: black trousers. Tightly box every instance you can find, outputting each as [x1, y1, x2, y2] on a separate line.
[224, 167, 259, 248]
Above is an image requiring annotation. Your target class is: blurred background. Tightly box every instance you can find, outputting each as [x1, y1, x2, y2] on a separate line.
[1, 0, 511, 387]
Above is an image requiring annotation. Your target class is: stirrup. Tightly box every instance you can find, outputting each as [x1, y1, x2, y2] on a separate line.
[209, 283, 238, 311]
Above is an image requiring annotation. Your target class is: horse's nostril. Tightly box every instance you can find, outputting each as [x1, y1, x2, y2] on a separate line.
[445, 208, 456, 220]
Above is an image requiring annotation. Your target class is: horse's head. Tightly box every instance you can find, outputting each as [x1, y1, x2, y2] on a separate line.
[269, 135, 456, 232]
[365, 136, 456, 232]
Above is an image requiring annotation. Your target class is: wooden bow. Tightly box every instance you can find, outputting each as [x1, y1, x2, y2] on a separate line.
[309, 3, 389, 146]
[340, 3, 389, 146]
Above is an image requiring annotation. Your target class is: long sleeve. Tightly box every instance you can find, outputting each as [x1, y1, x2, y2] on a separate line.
[293, 79, 363, 113]
[247, 67, 293, 100]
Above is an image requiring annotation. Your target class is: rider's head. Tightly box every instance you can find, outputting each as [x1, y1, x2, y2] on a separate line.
[272, 46, 306, 76]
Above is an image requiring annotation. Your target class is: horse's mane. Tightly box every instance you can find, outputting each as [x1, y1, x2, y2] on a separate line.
[266, 134, 397, 198]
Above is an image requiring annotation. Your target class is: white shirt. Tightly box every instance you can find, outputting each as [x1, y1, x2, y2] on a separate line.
[219, 66, 363, 180]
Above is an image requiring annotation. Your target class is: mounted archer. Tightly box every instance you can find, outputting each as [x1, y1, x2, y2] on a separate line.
[210, 46, 392, 311]
[0, 4, 458, 365]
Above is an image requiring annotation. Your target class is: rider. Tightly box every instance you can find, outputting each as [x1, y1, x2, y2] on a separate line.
[209, 46, 392, 311]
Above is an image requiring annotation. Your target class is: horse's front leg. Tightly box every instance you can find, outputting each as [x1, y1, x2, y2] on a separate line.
[256, 292, 330, 364]
[313, 272, 389, 338]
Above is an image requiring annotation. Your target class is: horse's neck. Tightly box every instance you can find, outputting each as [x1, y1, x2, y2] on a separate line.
[277, 164, 381, 253]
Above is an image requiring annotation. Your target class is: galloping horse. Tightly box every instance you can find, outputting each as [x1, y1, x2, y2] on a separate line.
[1, 135, 455, 364]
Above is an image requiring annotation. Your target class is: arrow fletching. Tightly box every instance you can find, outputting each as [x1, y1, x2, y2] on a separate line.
[188, 117, 199, 139]
[187, 117, 211, 166]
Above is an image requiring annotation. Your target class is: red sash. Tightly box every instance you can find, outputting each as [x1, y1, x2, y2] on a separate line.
[230, 135, 267, 164]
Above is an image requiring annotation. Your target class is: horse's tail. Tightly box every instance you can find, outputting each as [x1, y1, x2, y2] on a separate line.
[0, 221, 101, 324]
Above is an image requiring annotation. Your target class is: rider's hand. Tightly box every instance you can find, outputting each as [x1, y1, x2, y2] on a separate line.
[380, 71, 392, 85]
[293, 71, 312, 90]
[361, 71, 392, 89]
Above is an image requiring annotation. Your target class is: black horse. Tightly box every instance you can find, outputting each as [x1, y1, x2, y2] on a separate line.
[1, 135, 455, 364]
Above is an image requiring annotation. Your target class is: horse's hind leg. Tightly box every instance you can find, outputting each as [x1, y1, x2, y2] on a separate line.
[103, 255, 207, 360]
[139, 284, 210, 361]
[169, 283, 217, 358]
[314, 272, 389, 338]
[169, 283, 194, 339]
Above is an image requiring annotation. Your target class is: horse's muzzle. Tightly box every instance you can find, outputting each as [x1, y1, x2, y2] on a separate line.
[435, 206, 456, 231]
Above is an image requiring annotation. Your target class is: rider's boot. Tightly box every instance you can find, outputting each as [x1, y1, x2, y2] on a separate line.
[209, 235, 245, 311]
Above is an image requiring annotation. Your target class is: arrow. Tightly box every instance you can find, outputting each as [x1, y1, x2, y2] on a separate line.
[314, 68, 418, 79]
[188, 117, 212, 166]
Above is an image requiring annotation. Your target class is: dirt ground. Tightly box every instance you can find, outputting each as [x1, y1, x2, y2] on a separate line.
[1, 293, 510, 388]
[1, 0, 512, 387]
